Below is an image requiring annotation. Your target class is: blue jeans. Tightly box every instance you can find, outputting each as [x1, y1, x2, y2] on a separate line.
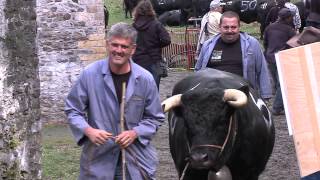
[269, 63, 283, 112]
[301, 171, 320, 180]
[145, 63, 161, 90]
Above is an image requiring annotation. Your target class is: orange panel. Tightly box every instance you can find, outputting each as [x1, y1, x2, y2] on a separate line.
[276, 42, 320, 177]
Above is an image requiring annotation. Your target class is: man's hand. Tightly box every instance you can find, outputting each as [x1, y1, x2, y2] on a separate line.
[84, 127, 113, 146]
[115, 130, 138, 148]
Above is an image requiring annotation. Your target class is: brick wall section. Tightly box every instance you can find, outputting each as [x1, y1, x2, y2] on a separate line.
[37, 0, 106, 123]
[0, 0, 41, 179]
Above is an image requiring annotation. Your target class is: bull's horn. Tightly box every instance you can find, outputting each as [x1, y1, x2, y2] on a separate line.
[161, 94, 182, 113]
[223, 89, 248, 107]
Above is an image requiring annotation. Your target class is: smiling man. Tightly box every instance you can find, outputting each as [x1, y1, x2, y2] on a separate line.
[65, 22, 164, 180]
[195, 11, 272, 101]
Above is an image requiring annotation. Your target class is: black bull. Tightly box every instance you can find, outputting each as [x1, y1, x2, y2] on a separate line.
[161, 69, 275, 180]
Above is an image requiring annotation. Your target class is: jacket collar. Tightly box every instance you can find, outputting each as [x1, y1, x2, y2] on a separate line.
[101, 58, 142, 102]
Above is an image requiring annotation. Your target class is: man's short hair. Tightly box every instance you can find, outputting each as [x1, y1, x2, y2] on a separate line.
[106, 22, 137, 44]
[220, 11, 240, 25]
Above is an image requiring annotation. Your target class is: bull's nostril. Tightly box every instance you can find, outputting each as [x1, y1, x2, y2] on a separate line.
[191, 153, 208, 162]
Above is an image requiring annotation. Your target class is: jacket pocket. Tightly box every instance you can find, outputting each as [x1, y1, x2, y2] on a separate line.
[246, 51, 255, 72]
[126, 95, 145, 127]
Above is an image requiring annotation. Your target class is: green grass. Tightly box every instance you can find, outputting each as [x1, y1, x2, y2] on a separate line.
[241, 22, 261, 38]
[241, 22, 263, 46]
[105, 0, 133, 26]
[42, 124, 81, 180]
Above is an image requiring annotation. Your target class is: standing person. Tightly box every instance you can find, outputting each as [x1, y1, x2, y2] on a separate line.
[196, 0, 223, 56]
[265, 0, 300, 33]
[264, 0, 287, 27]
[195, 11, 272, 100]
[264, 8, 296, 116]
[132, 0, 171, 89]
[65, 22, 164, 180]
[284, 0, 301, 32]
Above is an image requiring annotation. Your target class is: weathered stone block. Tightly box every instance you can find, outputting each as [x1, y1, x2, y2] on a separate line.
[88, 33, 105, 40]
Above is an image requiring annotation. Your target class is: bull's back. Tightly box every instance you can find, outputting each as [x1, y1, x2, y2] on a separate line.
[228, 90, 275, 178]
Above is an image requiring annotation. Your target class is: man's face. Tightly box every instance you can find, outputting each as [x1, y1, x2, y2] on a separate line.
[106, 36, 136, 67]
[220, 17, 240, 43]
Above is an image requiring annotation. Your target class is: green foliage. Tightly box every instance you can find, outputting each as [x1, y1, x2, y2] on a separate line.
[42, 124, 81, 180]
[9, 138, 19, 149]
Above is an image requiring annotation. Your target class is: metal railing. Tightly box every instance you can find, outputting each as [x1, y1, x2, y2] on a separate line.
[163, 27, 200, 70]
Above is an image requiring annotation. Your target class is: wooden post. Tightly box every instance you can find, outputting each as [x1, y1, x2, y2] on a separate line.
[120, 82, 126, 180]
[276, 42, 320, 178]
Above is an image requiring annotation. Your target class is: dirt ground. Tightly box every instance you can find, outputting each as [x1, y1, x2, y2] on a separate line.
[154, 69, 300, 180]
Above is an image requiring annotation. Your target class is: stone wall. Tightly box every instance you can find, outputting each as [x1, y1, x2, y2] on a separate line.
[37, 0, 106, 123]
[0, 0, 41, 179]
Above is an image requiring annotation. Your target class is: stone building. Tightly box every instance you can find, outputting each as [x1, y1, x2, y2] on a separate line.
[0, 0, 106, 178]
[37, 0, 106, 123]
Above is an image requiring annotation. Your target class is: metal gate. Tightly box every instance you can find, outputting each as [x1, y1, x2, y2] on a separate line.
[162, 27, 200, 70]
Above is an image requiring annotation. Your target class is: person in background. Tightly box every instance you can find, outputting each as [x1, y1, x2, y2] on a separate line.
[132, 0, 171, 89]
[195, 11, 272, 100]
[65, 22, 164, 180]
[265, 0, 300, 33]
[264, 8, 296, 116]
[196, 0, 223, 56]
[284, 0, 301, 32]
[264, 0, 287, 27]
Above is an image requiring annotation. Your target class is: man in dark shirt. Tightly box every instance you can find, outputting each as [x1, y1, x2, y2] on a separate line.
[195, 11, 272, 100]
[264, 8, 296, 115]
[207, 37, 243, 76]
[65, 22, 164, 180]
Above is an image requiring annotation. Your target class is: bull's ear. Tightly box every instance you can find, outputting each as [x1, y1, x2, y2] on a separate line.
[238, 85, 249, 97]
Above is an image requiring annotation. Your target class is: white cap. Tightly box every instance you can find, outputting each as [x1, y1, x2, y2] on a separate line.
[210, 0, 221, 9]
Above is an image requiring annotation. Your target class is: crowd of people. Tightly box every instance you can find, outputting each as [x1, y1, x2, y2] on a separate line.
[64, 0, 320, 179]
[195, 0, 320, 116]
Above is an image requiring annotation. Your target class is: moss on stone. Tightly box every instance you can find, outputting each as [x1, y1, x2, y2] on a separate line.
[9, 138, 19, 149]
